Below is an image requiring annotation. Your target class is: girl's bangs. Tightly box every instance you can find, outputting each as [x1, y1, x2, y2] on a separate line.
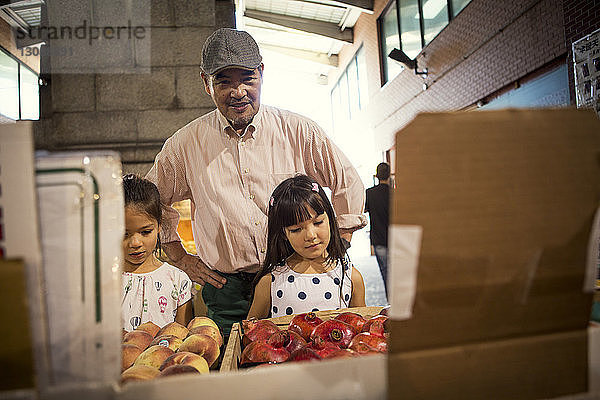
[279, 192, 326, 227]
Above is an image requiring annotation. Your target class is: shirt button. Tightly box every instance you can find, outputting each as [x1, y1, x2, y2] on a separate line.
[243, 168, 249, 173]
[261, 248, 266, 253]
[240, 141, 245, 146]
[254, 221, 260, 226]
[249, 194, 255, 200]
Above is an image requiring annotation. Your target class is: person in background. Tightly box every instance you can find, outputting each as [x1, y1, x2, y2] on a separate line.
[365, 162, 391, 299]
[145, 28, 366, 337]
[247, 175, 366, 319]
[121, 174, 193, 331]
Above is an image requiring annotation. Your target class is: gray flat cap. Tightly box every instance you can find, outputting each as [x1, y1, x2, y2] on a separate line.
[201, 28, 262, 75]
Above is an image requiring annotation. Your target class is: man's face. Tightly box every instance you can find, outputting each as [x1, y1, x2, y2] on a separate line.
[202, 65, 263, 132]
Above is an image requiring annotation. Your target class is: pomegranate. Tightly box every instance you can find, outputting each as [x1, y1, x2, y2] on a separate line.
[310, 319, 356, 349]
[361, 315, 389, 338]
[349, 332, 387, 353]
[239, 340, 290, 366]
[288, 312, 323, 341]
[348, 342, 380, 355]
[334, 312, 365, 332]
[306, 342, 341, 358]
[288, 346, 322, 362]
[324, 348, 360, 359]
[242, 319, 280, 347]
[267, 330, 307, 354]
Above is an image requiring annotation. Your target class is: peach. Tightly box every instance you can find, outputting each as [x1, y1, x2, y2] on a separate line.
[150, 334, 183, 351]
[178, 334, 220, 367]
[159, 351, 209, 374]
[122, 343, 143, 372]
[123, 330, 153, 350]
[159, 364, 200, 377]
[187, 316, 219, 331]
[135, 321, 161, 337]
[134, 345, 175, 369]
[189, 325, 223, 347]
[121, 364, 159, 383]
[156, 321, 189, 340]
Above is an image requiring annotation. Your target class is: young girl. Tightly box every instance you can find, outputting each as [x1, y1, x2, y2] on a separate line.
[121, 174, 193, 331]
[247, 174, 366, 319]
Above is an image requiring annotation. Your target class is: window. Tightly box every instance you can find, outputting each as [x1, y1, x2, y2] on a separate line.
[0, 50, 19, 120]
[379, 0, 472, 85]
[0, 48, 39, 121]
[330, 46, 369, 130]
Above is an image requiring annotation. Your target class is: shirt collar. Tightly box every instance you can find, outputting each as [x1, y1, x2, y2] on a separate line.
[217, 106, 263, 140]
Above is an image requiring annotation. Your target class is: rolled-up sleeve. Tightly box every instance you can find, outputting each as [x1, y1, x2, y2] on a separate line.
[145, 136, 192, 244]
[303, 123, 367, 232]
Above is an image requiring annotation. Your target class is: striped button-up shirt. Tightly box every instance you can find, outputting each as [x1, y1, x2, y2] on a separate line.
[146, 104, 367, 274]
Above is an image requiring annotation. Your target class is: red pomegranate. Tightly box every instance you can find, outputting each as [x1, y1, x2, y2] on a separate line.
[242, 319, 280, 347]
[334, 312, 365, 332]
[267, 329, 307, 354]
[289, 346, 322, 362]
[324, 348, 360, 359]
[306, 342, 341, 358]
[349, 332, 387, 353]
[240, 340, 290, 366]
[348, 342, 380, 355]
[288, 312, 323, 341]
[361, 315, 389, 338]
[310, 319, 356, 349]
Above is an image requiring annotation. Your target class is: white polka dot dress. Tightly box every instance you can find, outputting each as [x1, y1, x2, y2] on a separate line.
[270, 260, 352, 317]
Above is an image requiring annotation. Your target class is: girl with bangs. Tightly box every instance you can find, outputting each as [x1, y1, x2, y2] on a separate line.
[247, 174, 366, 319]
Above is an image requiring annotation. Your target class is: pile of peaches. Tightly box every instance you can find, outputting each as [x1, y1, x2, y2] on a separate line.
[239, 309, 388, 367]
[121, 317, 222, 383]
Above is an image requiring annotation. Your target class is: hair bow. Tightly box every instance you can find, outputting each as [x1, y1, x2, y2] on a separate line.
[312, 183, 319, 192]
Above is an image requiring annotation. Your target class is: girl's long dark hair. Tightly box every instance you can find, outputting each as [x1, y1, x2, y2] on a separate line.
[122, 173, 162, 253]
[253, 174, 349, 301]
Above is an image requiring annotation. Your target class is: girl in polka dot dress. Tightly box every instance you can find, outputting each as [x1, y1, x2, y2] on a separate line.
[247, 175, 366, 319]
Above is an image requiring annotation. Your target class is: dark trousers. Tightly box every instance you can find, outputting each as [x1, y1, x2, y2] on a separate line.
[201, 271, 256, 339]
[374, 245, 388, 299]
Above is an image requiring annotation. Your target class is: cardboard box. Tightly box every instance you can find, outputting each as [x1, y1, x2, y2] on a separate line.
[220, 306, 385, 372]
[388, 109, 600, 399]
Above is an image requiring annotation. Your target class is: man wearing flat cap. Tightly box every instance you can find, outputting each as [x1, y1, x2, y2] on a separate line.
[146, 28, 366, 337]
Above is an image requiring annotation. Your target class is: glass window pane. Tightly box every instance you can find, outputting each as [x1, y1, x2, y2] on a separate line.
[451, 0, 471, 17]
[422, 0, 449, 45]
[380, 2, 403, 84]
[339, 72, 350, 120]
[356, 46, 369, 110]
[399, 0, 422, 59]
[347, 58, 359, 118]
[20, 66, 39, 120]
[331, 83, 341, 131]
[0, 51, 19, 120]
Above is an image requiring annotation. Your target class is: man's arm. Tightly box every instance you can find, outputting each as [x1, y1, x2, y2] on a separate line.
[162, 241, 226, 288]
[303, 124, 367, 241]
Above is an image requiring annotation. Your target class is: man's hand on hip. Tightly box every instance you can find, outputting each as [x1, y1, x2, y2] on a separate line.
[162, 241, 226, 288]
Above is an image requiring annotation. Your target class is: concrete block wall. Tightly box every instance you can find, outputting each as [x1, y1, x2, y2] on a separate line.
[337, 0, 570, 152]
[35, 0, 235, 176]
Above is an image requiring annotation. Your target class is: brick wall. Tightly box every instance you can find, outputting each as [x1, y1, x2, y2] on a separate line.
[563, 0, 600, 104]
[35, 0, 234, 175]
[336, 0, 569, 152]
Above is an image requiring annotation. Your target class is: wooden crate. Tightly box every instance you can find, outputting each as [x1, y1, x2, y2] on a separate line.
[219, 306, 384, 372]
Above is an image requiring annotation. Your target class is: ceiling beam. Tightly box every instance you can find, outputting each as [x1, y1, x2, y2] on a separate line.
[244, 9, 353, 43]
[328, 0, 373, 13]
[260, 43, 338, 67]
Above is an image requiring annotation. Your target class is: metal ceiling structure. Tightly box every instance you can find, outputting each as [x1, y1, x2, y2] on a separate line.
[236, 0, 373, 71]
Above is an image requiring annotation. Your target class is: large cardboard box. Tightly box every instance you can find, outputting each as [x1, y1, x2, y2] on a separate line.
[388, 109, 600, 399]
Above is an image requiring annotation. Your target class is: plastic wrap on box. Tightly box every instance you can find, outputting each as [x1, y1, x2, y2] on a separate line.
[35, 151, 123, 387]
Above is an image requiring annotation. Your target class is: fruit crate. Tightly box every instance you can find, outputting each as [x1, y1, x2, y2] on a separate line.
[219, 306, 384, 372]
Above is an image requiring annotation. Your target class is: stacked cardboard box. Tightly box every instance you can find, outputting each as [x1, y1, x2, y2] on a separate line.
[388, 109, 600, 399]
